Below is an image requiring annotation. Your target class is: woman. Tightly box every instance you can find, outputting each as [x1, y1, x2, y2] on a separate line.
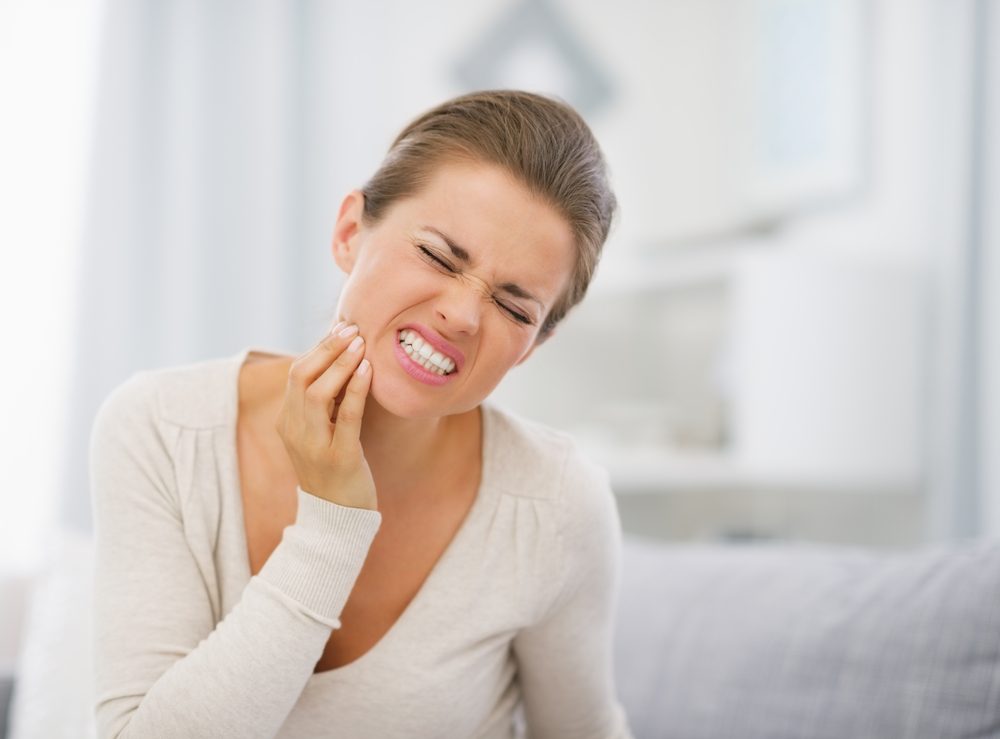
[91, 90, 633, 738]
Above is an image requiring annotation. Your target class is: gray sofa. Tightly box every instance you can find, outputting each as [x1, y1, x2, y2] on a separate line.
[615, 535, 1000, 738]
[4, 532, 1000, 738]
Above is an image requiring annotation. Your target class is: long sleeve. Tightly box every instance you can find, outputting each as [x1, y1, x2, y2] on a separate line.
[511, 448, 634, 739]
[89, 373, 381, 739]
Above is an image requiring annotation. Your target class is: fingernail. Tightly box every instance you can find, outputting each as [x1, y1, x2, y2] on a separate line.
[347, 335, 364, 352]
[357, 358, 370, 375]
[338, 324, 359, 338]
[329, 320, 345, 335]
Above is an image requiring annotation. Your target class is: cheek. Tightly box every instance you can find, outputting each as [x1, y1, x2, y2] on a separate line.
[335, 272, 382, 330]
[335, 258, 423, 326]
[334, 276, 362, 320]
[488, 337, 535, 375]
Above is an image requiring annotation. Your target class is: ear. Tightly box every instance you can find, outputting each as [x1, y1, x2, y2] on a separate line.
[514, 328, 556, 367]
[331, 190, 366, 275]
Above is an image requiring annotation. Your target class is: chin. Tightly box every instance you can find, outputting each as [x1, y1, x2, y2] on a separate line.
[368, 363, 489, 420]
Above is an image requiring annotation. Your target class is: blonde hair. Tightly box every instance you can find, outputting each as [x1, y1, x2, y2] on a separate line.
[361, 89, 617, 340]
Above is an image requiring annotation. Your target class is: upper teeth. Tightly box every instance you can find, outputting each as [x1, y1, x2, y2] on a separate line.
[398, 330, 457, 375]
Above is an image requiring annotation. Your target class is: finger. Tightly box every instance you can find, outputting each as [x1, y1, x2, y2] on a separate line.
[309, 333, 365, 421]
[331, 357, 372, 453]
[294, 323, 359, 382]
[285, 324, 361, 420]
[301, 333, 366, 440]
[328, 384, 349, 422]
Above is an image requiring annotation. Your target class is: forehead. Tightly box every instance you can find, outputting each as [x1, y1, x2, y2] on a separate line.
[385, 160, 576, 299]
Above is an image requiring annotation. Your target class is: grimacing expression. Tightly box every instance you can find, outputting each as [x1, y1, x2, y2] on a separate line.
[331, 160, 576, 419]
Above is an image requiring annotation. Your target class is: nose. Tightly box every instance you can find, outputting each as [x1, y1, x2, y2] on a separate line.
[434, 273, 485, 335]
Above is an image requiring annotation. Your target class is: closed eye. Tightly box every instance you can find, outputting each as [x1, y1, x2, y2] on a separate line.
[417, 244, 456, 273]
[496, 300, 531, 325]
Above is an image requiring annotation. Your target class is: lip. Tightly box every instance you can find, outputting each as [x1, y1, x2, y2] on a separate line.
[392, 340, 454, 386]
[397, 323, 466, 372]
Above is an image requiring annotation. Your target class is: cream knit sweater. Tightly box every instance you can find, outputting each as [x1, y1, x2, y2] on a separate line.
[89, 348, 633, 738]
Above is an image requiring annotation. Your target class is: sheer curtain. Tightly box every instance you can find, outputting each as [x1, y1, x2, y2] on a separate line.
[56, 0, 397, 535]
[0, 0, 105, 574]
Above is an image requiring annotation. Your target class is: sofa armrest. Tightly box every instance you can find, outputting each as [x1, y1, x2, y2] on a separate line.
[0, 673, 14, 739]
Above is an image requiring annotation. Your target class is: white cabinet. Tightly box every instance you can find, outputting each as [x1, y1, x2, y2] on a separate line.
[726, 249, 924, 492]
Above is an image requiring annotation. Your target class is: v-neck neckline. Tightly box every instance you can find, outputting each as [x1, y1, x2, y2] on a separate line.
[225, 346, 496, 682]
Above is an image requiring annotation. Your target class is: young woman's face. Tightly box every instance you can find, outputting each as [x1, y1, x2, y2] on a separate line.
[331, 159, 576, 419]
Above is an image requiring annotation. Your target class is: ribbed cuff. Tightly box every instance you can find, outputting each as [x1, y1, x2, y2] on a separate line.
[257, 486, 382, 624]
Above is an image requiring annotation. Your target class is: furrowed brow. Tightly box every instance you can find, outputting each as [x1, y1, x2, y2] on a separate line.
[420, 226, 544, 309]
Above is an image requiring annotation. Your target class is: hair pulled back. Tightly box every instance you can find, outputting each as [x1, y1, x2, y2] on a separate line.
[361, 89, 617, 339]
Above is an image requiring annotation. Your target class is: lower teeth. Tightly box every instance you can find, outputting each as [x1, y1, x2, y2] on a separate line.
[400, 341, 451, 375]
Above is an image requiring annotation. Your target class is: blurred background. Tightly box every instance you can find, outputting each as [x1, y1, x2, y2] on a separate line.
[0, 0, 998, 722]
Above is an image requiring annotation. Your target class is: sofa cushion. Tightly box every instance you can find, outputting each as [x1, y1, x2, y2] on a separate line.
[614, 535, 1000, 739]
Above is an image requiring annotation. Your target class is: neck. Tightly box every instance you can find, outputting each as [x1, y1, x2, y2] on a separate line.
[359, 395, 462, 501]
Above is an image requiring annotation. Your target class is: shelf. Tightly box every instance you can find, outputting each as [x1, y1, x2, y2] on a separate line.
[578, 443, 919, 496]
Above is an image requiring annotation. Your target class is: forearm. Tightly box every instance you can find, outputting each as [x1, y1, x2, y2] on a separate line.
[95, 489, 382, 739]
[97, 579, 331, 739]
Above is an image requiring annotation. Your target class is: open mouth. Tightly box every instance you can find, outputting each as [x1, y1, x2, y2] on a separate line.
[397, 329, 457, 376]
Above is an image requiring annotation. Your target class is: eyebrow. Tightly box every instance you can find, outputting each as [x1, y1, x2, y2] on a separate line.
[420, 226, 545, 309]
